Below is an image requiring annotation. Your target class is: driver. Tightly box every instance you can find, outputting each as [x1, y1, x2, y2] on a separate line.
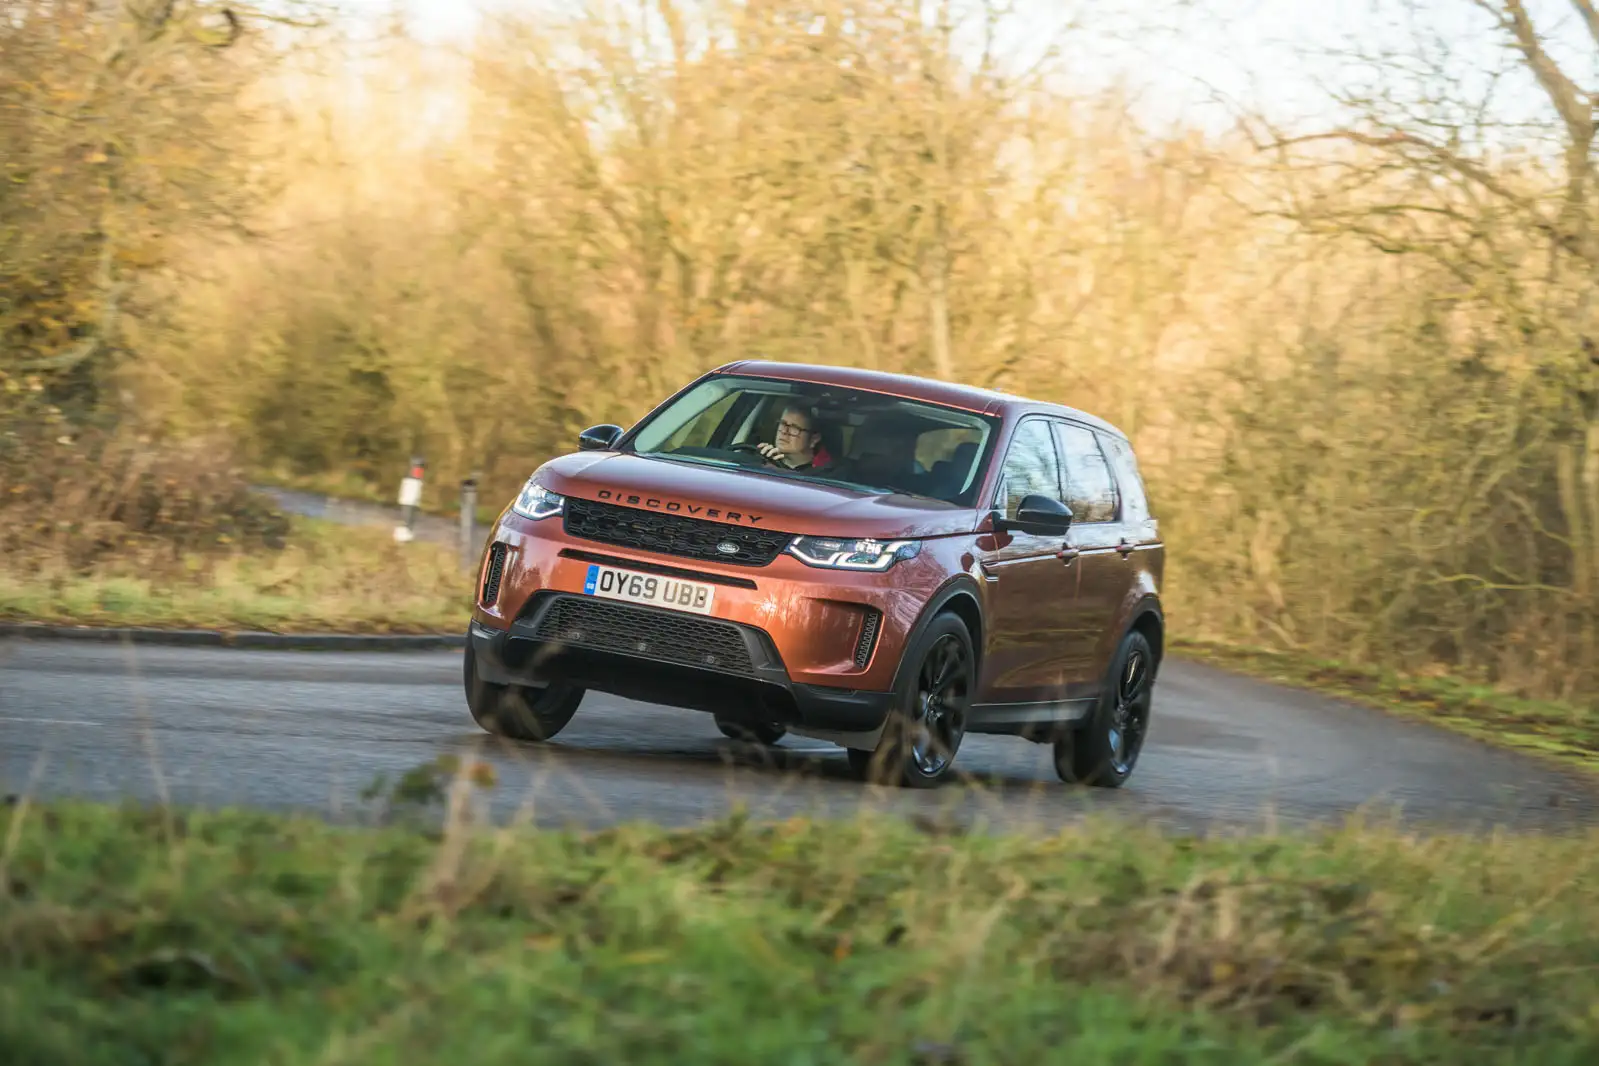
[756, 402, 832, 470]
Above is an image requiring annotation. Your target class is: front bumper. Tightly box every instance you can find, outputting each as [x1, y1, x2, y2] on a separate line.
[466, 511, 951, 737]
[468, 609, 895, 735]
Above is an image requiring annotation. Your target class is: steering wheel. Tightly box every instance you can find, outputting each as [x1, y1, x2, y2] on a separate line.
[726, 441, 788, 467]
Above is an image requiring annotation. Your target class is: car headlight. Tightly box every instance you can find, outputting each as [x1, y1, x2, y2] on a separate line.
[511, 479, 565, 520]
[786, 536, 921, 571]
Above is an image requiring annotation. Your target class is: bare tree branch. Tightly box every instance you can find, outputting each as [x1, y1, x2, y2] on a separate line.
[1474, 0, 1592, 145]
[1570, 0, 1599, 49]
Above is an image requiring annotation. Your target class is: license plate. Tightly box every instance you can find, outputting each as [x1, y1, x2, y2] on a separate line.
[583, 563, 716, 615]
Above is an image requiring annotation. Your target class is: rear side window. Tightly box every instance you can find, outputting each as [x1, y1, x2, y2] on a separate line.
[1055, 422, 1119, 523]
[1099, 432, 1152, 522]
[995, 418, 1062, 519]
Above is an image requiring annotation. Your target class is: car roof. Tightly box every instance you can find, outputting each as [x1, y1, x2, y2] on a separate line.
[711, 360, 1128, 440]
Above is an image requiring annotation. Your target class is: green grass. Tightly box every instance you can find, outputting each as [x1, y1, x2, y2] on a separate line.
[0, 516, 471, 635]
[1173, 638, 1599, 778]
[2, 773, 1598, 1065]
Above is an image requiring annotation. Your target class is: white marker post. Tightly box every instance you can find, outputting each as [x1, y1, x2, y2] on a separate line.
[395, 456, 424, 543]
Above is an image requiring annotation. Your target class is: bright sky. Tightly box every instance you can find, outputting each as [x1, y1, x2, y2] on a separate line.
[332, 0, 1596, 138]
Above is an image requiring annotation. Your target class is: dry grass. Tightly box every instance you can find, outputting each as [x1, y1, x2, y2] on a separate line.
[1, 392, 471, 634]
[0, 516, 471, 635]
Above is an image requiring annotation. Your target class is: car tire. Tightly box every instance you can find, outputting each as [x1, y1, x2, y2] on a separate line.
[463, 641, 584, 742]
[714, 717, 787, 745]
[1055, 628, 1155, 788]
[853, 611, 973, 789]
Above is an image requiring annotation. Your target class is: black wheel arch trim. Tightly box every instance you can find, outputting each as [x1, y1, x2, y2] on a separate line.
[1121, 595, 1166, 676]
[887, 573, 987, 696]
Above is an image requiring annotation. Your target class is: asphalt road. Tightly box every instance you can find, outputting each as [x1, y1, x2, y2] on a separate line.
[251, 485, 462, 545]
[3, 637, 1597, 836]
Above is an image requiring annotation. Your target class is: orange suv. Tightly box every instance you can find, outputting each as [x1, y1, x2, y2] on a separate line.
[465, 361, 1165, 788]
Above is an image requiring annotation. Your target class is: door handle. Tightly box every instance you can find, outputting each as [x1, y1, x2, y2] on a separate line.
[1056, 547, 1080, 565]
[1116, 538, 1135, 558]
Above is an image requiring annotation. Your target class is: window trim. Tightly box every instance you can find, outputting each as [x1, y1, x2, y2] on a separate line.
[989, 414, 1065, 517]
[1098, 431, 1151, 523]
[1050, 418, 1122, 525]
[620, 372, 1006, 507]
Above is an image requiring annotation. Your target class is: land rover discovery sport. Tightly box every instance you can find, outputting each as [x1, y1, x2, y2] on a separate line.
[464, 361, 1165, 788]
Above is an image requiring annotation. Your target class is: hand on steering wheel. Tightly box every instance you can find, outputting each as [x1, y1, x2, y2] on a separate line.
[753, 442, 792, 467]
[728, 441, 792, 467]
[732, 441, 793, 466]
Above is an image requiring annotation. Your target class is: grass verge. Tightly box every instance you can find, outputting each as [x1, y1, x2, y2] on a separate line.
[2, 777, 1597, 1065]
[0, 516, 471, 635]
[1172, 637, 1599, 777]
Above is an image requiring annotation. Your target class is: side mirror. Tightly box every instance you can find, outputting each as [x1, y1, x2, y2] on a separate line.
[994, 494, 1073, 536]
[577, 424, 624, 451]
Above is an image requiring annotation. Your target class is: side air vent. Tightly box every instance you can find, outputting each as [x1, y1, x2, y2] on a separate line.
[481, 542, 508, 607]
[853, 608, 882, 670]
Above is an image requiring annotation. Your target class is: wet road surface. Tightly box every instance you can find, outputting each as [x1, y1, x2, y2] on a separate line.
[2, 638, 1596, 835]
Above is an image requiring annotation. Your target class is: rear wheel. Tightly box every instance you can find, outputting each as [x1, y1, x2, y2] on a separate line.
[714, 717, 787, 746]
[463, 641, 584, 742]
[1054, 628, 1155, 788]
[853, 612, 973, 789]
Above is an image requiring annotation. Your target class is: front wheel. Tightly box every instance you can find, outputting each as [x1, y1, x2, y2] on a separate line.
[853, 611, 974, 789]
[1055, 628, 1155, 788]
[463, 641, 584, 742]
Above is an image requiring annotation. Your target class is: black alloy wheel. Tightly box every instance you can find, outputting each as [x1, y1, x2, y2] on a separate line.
[851, 612, 973, 788]
[463, 640, 585, 742]
[1055, 628, 1155, 788]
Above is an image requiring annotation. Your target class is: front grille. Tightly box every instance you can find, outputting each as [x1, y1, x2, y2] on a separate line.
[854, 608, 882, 670]
[481, 542, 508, 606]
[533, 596, 756, 674]
[563, 497, 792, 567]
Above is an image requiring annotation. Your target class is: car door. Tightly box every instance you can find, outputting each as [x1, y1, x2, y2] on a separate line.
[973, 416, 1080, 708]
[1052, 420, 1131, 689]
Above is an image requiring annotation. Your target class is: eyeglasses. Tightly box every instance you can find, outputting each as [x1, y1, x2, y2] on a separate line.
[777, 419, 812, 436]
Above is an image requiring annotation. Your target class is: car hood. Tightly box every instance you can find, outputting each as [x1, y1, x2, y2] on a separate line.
[535, 451, 981, 539]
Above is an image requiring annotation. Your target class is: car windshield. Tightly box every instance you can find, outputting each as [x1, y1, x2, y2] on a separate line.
[623, 374, 1000, 506]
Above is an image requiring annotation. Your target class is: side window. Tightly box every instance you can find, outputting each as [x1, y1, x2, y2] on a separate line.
[1056, 422, 1120, 523]
[1099, 433, 1151, 522]
[994, 418, 1062, 519]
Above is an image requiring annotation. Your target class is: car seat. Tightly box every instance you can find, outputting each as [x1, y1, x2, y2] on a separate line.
[927, 441, 979, 499]
[847, 421, 928, 493]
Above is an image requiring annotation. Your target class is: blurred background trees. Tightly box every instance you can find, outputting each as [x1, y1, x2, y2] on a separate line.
[5, 0, 1598, 702]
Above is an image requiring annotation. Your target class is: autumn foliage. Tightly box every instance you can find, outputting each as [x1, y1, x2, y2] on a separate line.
[4, 0, 1598, 704]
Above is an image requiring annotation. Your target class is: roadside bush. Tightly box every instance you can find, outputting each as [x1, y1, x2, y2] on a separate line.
[1, 380, 289, 572]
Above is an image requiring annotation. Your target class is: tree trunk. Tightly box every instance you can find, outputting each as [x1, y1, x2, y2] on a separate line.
[926, 238, 953, 381]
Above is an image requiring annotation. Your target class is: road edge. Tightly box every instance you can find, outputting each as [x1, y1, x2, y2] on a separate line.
[0, 622, 466, 652]
[7, 621, 1594, 783]
[1169, 637, 1599, 782]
